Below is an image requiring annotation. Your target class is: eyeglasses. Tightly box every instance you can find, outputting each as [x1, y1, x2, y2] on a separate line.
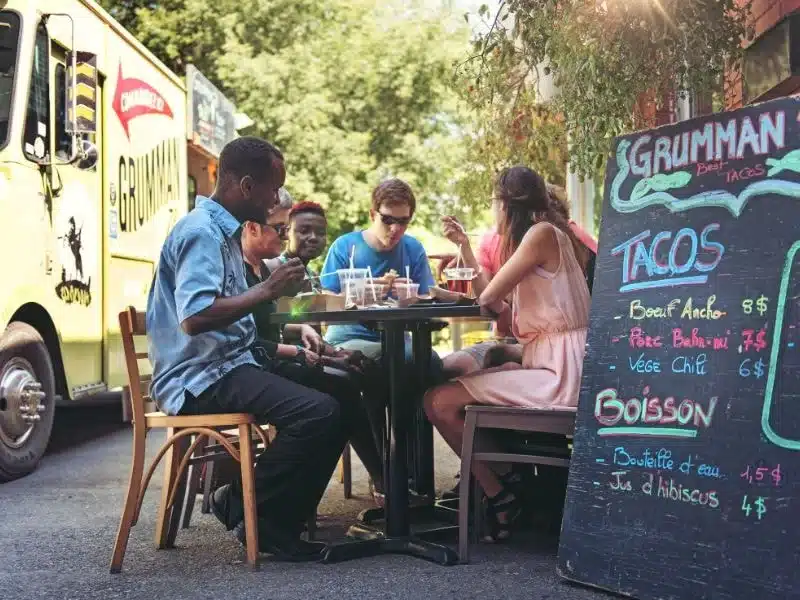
[266, 222, 288, 238]
[378, 213, 412, 227]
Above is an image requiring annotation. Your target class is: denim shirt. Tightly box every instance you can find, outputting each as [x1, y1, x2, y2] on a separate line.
[146, 197, 258, 415]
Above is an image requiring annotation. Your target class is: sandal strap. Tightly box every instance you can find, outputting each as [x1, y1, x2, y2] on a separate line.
[485, 491, 519, 516]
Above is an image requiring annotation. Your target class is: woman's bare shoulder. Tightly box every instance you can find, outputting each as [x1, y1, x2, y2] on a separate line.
[520, 221, 560, 250]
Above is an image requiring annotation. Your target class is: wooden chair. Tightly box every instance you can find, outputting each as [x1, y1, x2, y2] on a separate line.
[457, 405, 576, 563]
[185, 432, 328, 534]
[109, 306, 267, 573]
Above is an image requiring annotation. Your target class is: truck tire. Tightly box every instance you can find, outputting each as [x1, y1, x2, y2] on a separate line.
[0, 322, 56, 482]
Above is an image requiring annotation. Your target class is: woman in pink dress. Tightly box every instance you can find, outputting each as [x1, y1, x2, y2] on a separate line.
[424, 165, 591, 542]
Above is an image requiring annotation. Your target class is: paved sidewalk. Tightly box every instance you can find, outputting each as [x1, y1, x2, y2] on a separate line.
[0, 406, 610, 600]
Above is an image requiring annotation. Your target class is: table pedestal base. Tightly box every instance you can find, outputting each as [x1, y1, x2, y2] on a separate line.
[323, 536, 459, 565]
[357, 499, 459, 527]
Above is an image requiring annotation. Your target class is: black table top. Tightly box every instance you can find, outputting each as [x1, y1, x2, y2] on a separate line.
[271, 303, 492, 325]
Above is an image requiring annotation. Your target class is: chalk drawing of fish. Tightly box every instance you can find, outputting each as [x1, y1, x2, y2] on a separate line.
[766, 149, 800, 177]
[630, 171, 692, 201]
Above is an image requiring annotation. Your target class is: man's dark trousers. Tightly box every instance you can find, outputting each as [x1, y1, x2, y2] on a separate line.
[184, 363, 343, 531]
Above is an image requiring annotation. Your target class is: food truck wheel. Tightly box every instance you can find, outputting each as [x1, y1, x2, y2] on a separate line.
[0, 323, 56, 482]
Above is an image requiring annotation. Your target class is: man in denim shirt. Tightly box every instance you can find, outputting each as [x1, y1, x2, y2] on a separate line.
[147, 137, 341, 561]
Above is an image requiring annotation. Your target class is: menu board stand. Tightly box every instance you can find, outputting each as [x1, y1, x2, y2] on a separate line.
[558, 96, 800, 599]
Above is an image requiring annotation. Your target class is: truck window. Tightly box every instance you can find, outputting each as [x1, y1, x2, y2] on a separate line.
[0, 11, 21, 149]
[55, 63, 71, 160]
[22, 20, 50, 162]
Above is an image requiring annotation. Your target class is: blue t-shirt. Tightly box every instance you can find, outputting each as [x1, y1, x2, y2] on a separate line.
[321, 231, 434, 344]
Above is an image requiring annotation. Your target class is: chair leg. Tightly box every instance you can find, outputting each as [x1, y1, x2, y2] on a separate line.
[181, 436, 207, 529]
[458, 411, 477, 563]
[155, 428, 189, 549]
[201, 461, 215, 514]
[109, 424, 147, 573]
[306, 512, 317, 541]
[472, 475, 483, 546]
[164, 434, 191, 547]
[238, 423, 259, 568]
[341, 443, 352, 499]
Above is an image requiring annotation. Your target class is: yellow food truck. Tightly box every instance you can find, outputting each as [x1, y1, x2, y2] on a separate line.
[0, 0, 187, 480]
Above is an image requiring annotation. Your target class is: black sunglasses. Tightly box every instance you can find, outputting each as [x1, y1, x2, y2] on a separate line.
[378, 212, 412, 226]
[266, 222, 288, 238]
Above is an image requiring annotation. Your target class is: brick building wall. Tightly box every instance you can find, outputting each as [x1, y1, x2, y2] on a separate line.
[727, 0, 800, 107]
[642, 0, 800, 125]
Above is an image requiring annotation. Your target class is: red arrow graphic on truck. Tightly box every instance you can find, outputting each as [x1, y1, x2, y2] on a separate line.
[112, 63, 173, 138]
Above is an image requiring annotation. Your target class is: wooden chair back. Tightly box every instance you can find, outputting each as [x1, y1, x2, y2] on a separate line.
[119, 306, 153, 427]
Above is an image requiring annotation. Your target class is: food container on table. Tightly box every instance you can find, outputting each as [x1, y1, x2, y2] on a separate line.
[444, 267, 476, 281]
[277, 291, 345, 314]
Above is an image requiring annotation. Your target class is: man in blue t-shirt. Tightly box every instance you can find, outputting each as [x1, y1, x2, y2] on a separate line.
[321, 178, 435, 354]
[320, 179, 442, 504]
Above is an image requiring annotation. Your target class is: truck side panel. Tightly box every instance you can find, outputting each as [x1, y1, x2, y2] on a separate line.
[5, 0, 187, 397]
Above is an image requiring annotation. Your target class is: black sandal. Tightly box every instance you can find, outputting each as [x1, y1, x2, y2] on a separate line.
[482, 488, 522, 543]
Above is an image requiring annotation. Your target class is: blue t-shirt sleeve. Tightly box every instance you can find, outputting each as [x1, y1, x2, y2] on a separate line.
[321, 237, 347, 293]
[409, 239, 435, 294]
[173, 228, 223, 323]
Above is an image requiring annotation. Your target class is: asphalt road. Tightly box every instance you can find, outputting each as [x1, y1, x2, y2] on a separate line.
[0, 404, 612, 600]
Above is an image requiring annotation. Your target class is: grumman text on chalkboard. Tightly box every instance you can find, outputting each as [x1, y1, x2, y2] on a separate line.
[558, 96, 800, 600]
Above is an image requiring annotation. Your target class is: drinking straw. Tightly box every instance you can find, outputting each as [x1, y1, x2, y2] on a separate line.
[405, 266, 411, 298]
[305, 271, 340, 281]
[367, 266, 378, 304]
[456, 244, 462, 270]
[349, 246, 355, 270]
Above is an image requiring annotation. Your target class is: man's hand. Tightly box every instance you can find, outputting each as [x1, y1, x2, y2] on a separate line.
[325, 348, 368, 373]
[258, 258, 306, 301]
[299, 324, 323, 354]
[300, 348, 322, 367]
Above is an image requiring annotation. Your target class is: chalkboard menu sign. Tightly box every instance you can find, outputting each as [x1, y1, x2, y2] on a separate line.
[186, 65, 237, 158]
[558, 96, 800, 599]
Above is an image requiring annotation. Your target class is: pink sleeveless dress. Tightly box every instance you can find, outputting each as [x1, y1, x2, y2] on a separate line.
[457, 223, 590, 408]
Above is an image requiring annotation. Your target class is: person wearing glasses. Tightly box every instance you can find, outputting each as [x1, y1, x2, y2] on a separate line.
[320, 179, 435, 356]
[240, 192, 386, 503]
[319, 178, 441, 506]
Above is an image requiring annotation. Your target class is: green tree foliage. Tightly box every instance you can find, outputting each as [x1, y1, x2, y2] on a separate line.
[98, 0, 474, 240]
[461, 0, 752, 178]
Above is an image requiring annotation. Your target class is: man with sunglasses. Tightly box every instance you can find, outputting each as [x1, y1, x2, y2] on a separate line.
[320, 178, 435, 355]
[320, 179, 441, 506]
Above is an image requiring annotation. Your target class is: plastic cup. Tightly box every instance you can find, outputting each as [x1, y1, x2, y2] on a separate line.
[394, 282, 420, 299]
[337, 268, 369, 307]
[444, 267, 476, 297]
[364, 282, 390, 303]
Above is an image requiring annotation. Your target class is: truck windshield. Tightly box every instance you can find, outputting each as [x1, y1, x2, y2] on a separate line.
[0, 11, 21, 149]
